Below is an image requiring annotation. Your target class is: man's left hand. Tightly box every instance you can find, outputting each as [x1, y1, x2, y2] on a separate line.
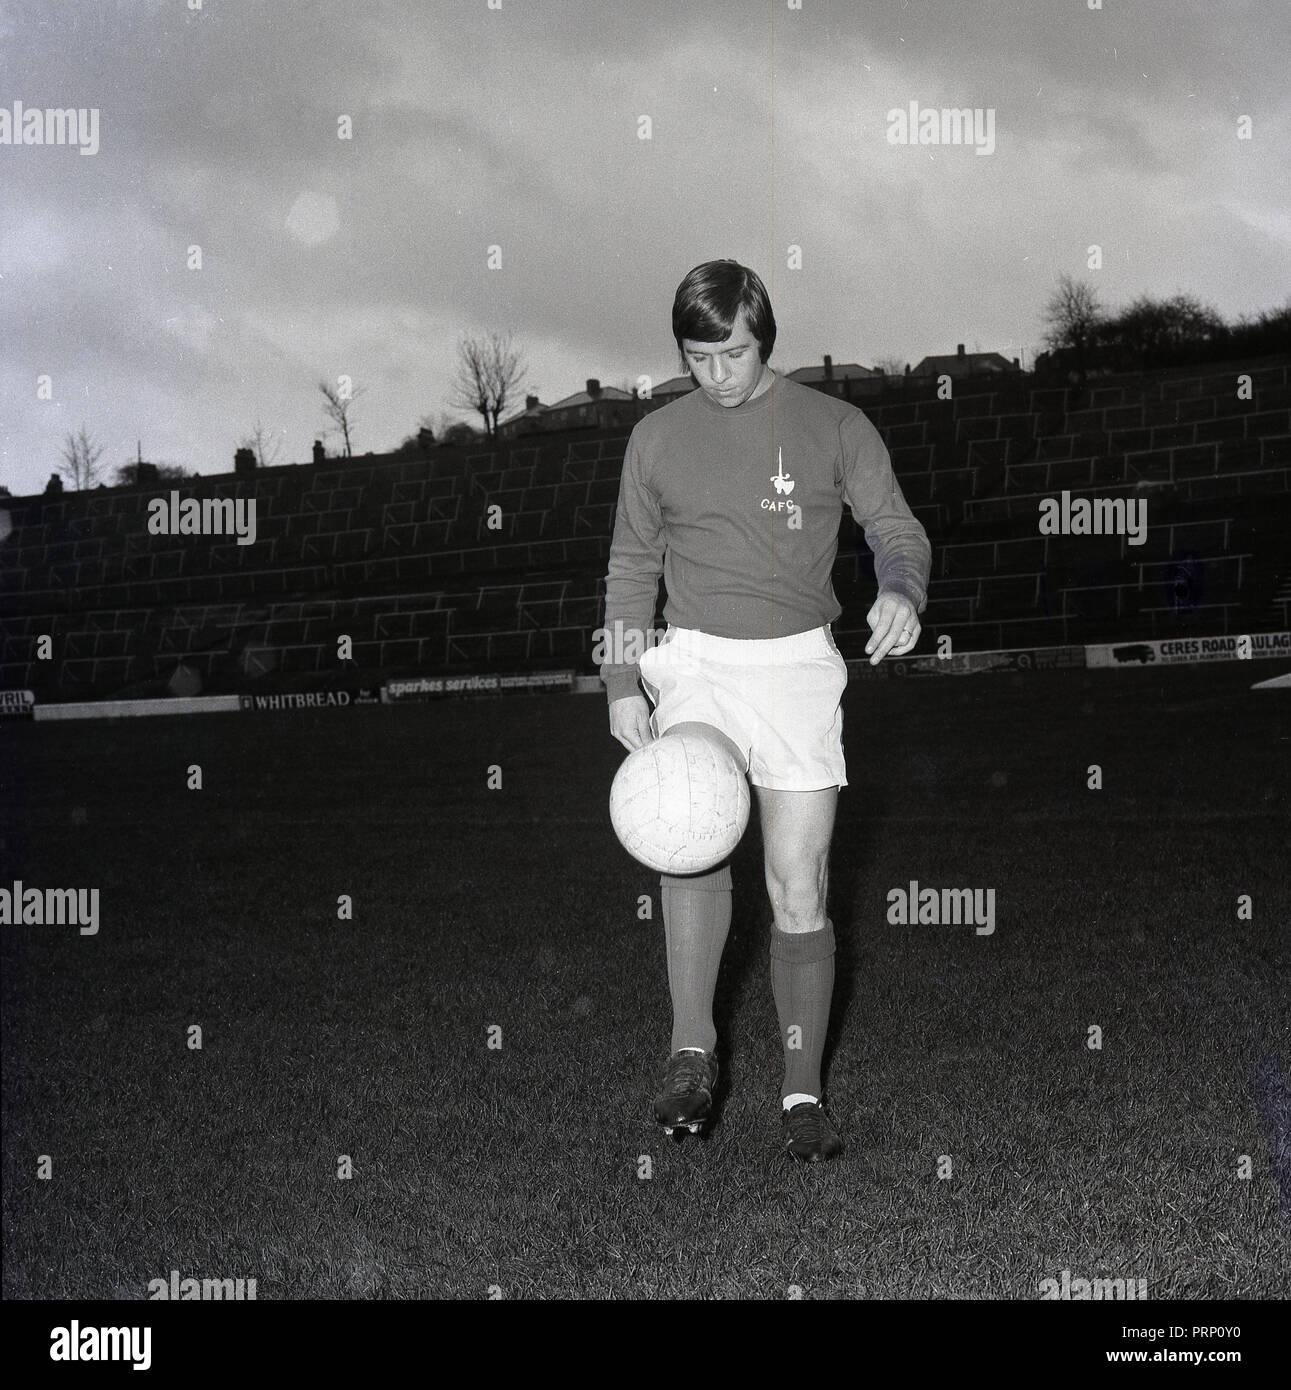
[865, 592, 921, 665]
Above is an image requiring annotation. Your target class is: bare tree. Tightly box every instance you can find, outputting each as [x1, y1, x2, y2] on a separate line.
[450, 331, 526, 440]
[317, 380, 367, 457]
[1041, 273, 1103, 380]
[59, 425, 106, 491]
[872, 356, 907, 377]
[239, 418, 285, 468]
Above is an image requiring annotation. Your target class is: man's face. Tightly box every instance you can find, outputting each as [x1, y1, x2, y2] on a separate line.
[681, 311, 770, 407]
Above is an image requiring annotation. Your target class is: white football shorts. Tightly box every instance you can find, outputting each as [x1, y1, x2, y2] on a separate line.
[637, 624, 849, 791]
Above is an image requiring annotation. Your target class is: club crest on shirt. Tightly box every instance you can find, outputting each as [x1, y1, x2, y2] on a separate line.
[760, 447, 801, 526]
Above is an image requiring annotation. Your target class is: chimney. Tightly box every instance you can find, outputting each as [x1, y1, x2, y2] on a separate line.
[526, 394, 539, 410]
[312, 439, 326, 464]
[956, 344, 965, 358]
[586, 378, 601, 399]
[233, 447, 256, 476]
[1012, 357, 1020, 369]
[823, 354, 833, 380]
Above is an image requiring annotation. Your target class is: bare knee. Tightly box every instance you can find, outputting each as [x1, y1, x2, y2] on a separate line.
[766, 855, 828, 933]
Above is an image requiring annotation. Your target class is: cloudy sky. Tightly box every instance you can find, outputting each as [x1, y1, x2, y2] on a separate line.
[1, 0, 1287, 495]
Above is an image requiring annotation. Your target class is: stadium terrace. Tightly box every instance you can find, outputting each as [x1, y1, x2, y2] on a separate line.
[0, 100, 99, 155]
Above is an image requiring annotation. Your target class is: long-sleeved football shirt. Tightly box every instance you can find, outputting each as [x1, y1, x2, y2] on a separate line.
[600, 372, 932, 704]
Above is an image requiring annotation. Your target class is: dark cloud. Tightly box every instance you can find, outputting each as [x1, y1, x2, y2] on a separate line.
[1, 0, 1287, 493]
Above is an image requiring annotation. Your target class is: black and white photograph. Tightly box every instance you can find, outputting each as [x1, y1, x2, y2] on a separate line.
[1, 0, 1288, 1359]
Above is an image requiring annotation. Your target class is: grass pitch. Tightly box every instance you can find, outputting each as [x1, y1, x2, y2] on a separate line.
[2, 662, 1288, 1299]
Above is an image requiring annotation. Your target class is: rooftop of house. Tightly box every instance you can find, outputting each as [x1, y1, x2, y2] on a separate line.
[500, 345, 1018, 427]
[911, 348, 1017, 375]
[786, 358, 880, 383]
[546, 378, 636, 410]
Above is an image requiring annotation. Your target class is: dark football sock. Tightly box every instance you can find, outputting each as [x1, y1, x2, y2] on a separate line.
[770, 919, 836, 1101]
[661, 864, 732, 1056]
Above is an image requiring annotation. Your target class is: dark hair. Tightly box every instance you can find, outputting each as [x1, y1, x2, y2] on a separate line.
[672, 260, 776, 364]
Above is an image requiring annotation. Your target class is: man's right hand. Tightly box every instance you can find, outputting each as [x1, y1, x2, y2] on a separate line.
[608, 694, 653, 752]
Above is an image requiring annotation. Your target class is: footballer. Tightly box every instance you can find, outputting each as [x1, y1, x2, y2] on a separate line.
[601, 260, 932, 1161]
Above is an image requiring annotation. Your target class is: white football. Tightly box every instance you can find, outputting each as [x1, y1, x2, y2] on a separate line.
[609, 732, 750, 874]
